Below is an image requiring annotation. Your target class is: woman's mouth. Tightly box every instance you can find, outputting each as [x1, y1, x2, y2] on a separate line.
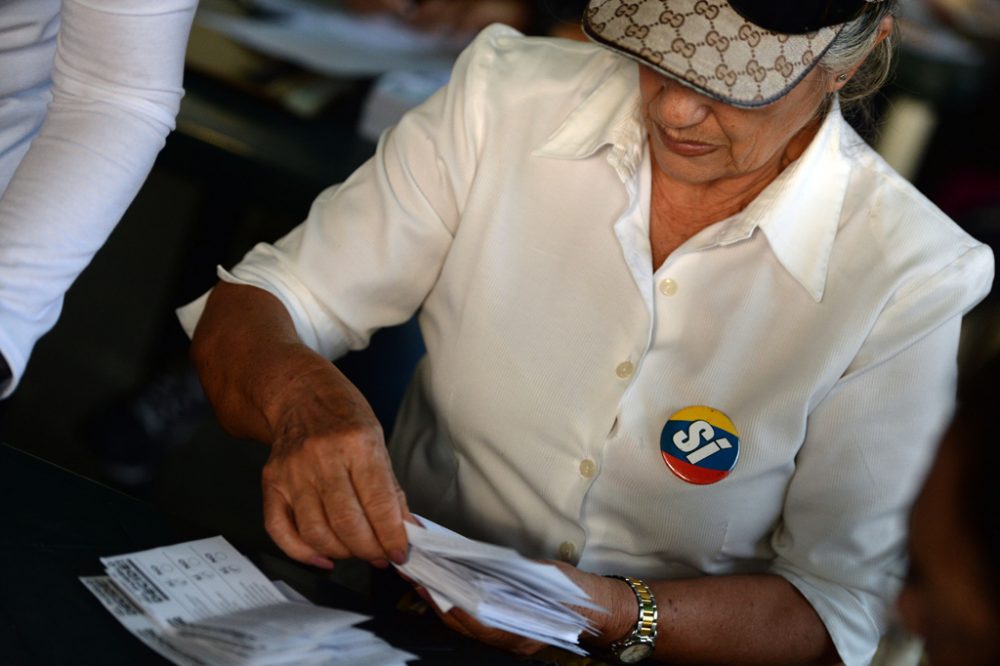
[657, 126, 718, 157]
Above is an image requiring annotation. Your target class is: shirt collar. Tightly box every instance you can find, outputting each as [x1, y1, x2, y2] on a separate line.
[739, 103, 853, 302]
[660, 102, 855, 303]
[532, 58, 643, 177]
[535, 64, 852, 303]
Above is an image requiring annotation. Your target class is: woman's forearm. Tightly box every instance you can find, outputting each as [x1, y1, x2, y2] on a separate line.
[190, 280, 410, 567]
[189, 281, 333, 443]
[587, 573, 840, 665]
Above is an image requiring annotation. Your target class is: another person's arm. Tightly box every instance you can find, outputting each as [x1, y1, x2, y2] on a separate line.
[0, 0, 197, 397]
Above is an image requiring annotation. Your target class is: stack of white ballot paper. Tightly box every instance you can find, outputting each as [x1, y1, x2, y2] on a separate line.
[397, 516, 605, 656]
[80, 536, 415, 666]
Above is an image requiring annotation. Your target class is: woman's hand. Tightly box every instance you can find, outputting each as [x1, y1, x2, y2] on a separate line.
[419, 588, 546, 657]
[191, 282, 411, 570]
[259, 355, 412, 570]
[414, 560, 635, 656]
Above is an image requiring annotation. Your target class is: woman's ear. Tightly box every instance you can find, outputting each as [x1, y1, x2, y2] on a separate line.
[875, 14, 894, 46]
[829, 14, 894, 92]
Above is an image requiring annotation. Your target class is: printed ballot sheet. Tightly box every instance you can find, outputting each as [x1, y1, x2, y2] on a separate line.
[396, 516, 605, 656]
[86, 524, 606, 663]
[83, 536, 415, 666]
[100, 536, 286, 627]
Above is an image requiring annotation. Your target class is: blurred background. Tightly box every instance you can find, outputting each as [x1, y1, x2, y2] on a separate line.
[0, 0, 997, 555]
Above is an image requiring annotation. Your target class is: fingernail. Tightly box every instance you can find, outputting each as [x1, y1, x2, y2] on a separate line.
[390, 549, 408, 565]
[372, 558, 389, 569]
[310, 556, 335, 570]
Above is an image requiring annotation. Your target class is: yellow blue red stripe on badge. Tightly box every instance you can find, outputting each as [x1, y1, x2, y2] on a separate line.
[660, 406, 740, 485]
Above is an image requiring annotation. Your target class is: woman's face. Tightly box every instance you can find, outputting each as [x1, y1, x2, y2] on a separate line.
[638, 64, 830, 187]
[896, 431, 1000, 665]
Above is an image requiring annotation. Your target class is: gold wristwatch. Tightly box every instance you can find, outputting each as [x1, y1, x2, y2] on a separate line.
[607, 576, 658, 664]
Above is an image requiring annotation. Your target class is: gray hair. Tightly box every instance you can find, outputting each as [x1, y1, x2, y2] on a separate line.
[819, 0, 899, 111]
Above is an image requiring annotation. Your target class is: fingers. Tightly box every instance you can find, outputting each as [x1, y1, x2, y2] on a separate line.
[435, 604, 545, 657]
[436, 607, 476, 640]
[308, 429, 409, 564]
[413, 581, 544, 655]
[263, 430, 410, 568]
[262, 487, 334, 569]
[293, 485, 355, 559]
[318, 465, 395, 563]
[349, 449, 411, 564]
[257, 358, 412, 569]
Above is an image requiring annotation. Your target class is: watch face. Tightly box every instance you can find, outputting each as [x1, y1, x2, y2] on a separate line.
[619, 643, 654, 663]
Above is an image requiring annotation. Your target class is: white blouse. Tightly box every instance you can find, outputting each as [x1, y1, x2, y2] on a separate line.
[0, 0, 198, 395]
[180, 25, 993, 665]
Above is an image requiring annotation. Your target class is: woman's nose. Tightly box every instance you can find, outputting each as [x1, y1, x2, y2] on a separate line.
[651, 76, 711, 129]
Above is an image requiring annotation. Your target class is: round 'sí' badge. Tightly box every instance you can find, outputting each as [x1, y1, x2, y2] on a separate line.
[660, 406, 740, 485]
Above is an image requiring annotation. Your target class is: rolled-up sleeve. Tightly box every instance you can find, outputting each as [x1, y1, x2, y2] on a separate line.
[178, 25, 513, 357]
[770, 244, 994, 665]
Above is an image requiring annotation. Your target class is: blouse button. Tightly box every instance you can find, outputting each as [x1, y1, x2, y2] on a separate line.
[579, 459, 597, 479]
[659, 278, 678, 296]
[616, 361, 635, 379]
[558, 541, 577, 563]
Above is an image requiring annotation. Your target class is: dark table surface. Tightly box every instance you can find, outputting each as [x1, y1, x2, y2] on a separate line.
[0, 443, 594, 666]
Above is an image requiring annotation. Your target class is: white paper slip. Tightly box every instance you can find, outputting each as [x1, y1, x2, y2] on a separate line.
[82, 576, 213, 666]
[173, 601, 371, 664]
[85, 536, 417, 666]
[395, 515, 605, 656]
[101, 536, 287, 629]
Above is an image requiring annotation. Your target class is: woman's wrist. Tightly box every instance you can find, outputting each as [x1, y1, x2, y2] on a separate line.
[584, 574, 643, 649]
[253, 342, 331, 432]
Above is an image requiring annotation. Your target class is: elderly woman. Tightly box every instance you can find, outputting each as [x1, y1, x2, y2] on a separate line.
[182, 0, 993, 663]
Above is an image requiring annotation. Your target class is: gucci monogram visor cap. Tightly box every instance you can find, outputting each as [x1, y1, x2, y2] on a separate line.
[583, 0, 875, 107]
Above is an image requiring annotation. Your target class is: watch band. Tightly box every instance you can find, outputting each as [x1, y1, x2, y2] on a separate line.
[607, 575, 658, 664]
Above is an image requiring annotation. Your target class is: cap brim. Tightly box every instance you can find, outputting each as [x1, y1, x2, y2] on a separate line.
[583, 0, 842, 108]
